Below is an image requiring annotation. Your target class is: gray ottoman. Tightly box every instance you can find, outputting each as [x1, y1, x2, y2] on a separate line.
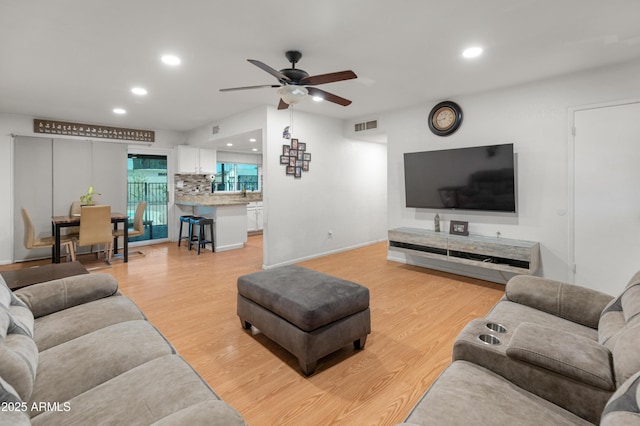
[237, 265, 371, 375]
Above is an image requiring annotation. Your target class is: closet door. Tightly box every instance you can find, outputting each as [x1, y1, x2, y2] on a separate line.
[573, 102, 640, 295]
[92, 142, 127, 213]
[13, 137, 53, 261]
[52, 139, 92, 216]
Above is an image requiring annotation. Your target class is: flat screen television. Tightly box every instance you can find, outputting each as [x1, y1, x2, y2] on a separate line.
[403, 143, 516, 212]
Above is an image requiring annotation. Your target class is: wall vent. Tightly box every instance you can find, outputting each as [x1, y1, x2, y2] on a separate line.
[354, 120, 378, 132]
[212, 125, 220, 135]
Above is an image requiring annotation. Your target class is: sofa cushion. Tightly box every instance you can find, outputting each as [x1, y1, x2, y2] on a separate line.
[29, 320, 174, 416]
[505, 275, 613, 329]
[0, 376, 30, 426]
[0, 278, 38, 403]
[15, 273, 118, 319]
[400, 360, 592, 426]
[33, 295, 146, 351]
[506, 322, 614, 390]
[601, 370, 640, 425]
[611, 324, 640, 388]
[599, 272, 640, 348]
[486, 300, 599, 341]
[31, 355, 245, 426]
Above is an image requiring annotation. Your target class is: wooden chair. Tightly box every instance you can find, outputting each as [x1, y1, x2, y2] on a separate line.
[21, 208, 76, 261]
[78, 205, 113, 265]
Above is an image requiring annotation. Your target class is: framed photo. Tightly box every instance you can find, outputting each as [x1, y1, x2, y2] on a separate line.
[280, 155, 289, 164]
[283, 145, 290, 155]
[294, 167, 302, 178]
[289, 157, 296, 167]
[289, 149, 298, 158]
[296, 159, 303, 167]
[303, 153, 311, 161]
[302, 161, 309, 171]
[286, 166, 295, 175]
[291, 138, 298, 149]
[298, 142, 306, 151]
[297, 151, 304, 160]
[449, 220, 469, 236]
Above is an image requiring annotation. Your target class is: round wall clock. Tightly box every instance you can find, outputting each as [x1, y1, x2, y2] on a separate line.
[428, 101, 463, 136]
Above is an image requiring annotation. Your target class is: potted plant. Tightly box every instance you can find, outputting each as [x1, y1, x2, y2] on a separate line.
[80, 185, 100, 205]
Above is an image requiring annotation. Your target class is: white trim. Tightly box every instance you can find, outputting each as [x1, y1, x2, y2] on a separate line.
[262, 239, 387, 270]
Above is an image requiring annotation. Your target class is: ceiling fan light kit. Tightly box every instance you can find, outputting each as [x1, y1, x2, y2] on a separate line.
[220, 50, 357, 110]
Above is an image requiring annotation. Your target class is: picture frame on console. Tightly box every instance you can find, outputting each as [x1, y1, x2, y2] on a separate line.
[450, 220, 469, 236]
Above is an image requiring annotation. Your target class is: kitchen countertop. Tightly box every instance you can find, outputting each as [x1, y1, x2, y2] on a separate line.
[175, 193, 262, 206]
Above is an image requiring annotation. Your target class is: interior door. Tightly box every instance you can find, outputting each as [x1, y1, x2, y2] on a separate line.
[573, 102, 640, 295]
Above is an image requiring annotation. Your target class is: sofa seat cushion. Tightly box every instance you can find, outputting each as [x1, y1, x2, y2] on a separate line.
[237, 265, 370, 332]
[31, 355, 245, 426]
[486, 300, 599, 341]
[400, 360, 592, 426]
[29, 320, 173, 416]
[33, 295, 145, 351]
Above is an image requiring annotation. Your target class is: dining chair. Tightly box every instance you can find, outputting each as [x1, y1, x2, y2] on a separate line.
[21, 208, 76, 261]
[113, 201, 147, 239]
[66, 201, 82, 239]
[78, 205, 113, 265]
[113, 201, 147, 256]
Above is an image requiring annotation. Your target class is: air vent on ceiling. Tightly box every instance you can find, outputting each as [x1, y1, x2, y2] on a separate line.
[212, 125, 220, 135]
[354, 120, 378, 132]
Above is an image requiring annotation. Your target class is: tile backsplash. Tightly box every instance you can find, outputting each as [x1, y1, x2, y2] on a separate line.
[174, 173, 211, 195]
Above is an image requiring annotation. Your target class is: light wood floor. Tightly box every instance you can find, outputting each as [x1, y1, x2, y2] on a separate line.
[2, 236, 505, 425]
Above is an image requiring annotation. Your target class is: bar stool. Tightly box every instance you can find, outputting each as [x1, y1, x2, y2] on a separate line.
[178, 215, 195, 247]
[188, 217, 215, 254]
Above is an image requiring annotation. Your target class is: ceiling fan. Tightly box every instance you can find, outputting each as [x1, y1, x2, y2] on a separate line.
[219, 50, 357, 110]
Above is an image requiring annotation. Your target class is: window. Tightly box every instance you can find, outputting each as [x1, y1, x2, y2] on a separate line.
[214, 162, 260, 192]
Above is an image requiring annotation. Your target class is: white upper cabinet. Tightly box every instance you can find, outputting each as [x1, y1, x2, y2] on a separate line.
[177, 145, 216, 174]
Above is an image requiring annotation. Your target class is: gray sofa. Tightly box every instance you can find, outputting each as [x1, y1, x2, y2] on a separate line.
[0, 273, 245, 426]
[400, 271, 640, 425]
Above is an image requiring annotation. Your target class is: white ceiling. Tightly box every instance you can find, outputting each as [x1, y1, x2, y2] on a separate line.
[1, 0, 639, 145]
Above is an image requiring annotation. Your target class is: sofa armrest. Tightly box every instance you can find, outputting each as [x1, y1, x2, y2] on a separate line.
[505, 275, 614, 328]
[506, 322, 614, 390]
[14, 273, 118, 318]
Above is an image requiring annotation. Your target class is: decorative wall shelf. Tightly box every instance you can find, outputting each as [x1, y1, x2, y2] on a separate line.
[388, 227, 540, 275]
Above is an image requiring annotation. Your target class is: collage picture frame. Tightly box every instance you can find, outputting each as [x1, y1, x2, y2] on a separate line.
[281, 138, 311, 179]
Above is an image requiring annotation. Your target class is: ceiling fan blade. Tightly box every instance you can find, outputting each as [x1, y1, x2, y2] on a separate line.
[248, 59, 291, 84]
[277, 98, 289, 110]
[219, 84, 281, 92]
[306, 87, 352, 106]
[300, 70, 357, 86]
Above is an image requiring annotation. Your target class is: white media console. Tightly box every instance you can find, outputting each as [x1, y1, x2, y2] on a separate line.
[388, 227, 540, 275]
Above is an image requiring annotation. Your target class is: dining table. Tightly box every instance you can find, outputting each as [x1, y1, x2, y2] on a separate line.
[51, 212, 129, 264]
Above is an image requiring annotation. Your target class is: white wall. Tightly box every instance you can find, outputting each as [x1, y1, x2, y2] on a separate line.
[383, 58, 640, 287]
[263, 107, 387, 268]
[0, 112, 186, 263]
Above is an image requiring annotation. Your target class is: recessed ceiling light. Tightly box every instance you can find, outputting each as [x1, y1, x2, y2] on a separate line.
[462, 46, 483, 59]
[312, 96, 323, 102]
[252, 148, 258, 152]
[113, 108, 126, 114]
[131, 87, 147, 96]
[161, 54, 181, 66]
[226, 143, 233, 146]
[249, 138, 256, 142]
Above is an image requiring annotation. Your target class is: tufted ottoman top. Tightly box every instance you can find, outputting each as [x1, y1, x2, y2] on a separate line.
[237, 265, 370, 332]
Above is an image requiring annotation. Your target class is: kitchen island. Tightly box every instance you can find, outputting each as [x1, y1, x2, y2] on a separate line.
[175, 192, 262, 252]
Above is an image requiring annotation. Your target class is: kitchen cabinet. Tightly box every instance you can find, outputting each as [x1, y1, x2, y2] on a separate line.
[176, 145, 216, 174]
[247, 201, 263, 232]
